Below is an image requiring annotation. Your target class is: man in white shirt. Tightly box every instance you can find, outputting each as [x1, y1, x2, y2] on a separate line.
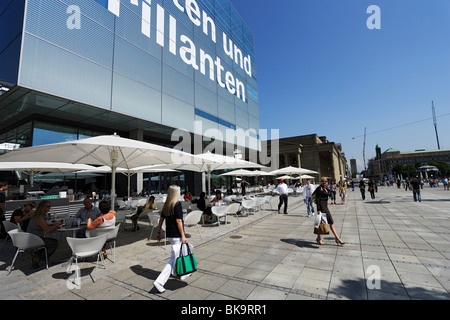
[276, 179, 289, 214]
[303, 179, 316, 217]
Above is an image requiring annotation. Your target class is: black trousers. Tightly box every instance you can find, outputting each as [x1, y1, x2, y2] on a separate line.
[278, 194, 288, 213]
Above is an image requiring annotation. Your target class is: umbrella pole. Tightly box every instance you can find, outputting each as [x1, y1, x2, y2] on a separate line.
[111, 166, 116, 208]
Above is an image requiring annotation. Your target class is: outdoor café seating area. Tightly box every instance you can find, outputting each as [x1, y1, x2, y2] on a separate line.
[1, 192, 282, 287]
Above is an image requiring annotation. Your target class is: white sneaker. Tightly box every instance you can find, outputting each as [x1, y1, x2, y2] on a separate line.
[153, 281, 165, 293]
[180, 274, 191, 281]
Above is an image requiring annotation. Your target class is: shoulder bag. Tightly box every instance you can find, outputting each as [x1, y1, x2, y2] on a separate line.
[176, 243, 197, 277]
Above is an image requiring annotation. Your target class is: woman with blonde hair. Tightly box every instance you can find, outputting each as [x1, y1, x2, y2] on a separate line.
[153, 185, 189, 293]
[27, 200, 63, 268]
[312, 178, 345, 245]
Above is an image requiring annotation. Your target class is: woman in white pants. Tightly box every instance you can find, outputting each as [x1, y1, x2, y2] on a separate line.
[153, 185, 188, 293]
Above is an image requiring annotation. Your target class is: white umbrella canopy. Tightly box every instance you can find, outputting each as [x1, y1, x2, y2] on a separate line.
[276, 175, 295, 180]
[250, 171, 273, 177]
[219, 169, 255, 176]
[270, 166, 318, 176]
[77, 165, 179, 197]
[0, 134, 196, 204]
[0, 162, 97, 185]
[166, 151, 265, 195]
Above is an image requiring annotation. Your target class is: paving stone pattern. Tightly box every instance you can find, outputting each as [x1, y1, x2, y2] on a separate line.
[1, 185, 450, 300]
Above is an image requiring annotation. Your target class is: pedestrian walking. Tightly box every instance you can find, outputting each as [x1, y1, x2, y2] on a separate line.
[339, 181, 346, 204]
[330, 180, 337, 204]
[443, 177, 449, 190]
[153, 185, 190, 293]
[276, 178, 289, 214]
[303, 179, 315, 217]
[411, 176, 421, 202]
[359, 179, 366, 200]
[368, 179, 376, 199]
[312, 177, 345, 245]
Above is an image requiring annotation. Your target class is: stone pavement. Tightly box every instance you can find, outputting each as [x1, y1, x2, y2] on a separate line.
[1, 185, 450, 301]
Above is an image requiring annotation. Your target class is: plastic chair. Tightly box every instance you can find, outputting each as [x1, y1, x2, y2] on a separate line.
[117, 200, 127, 210]
[66, 233, 109, 283]
[211, 206, 228, 226]
[254, 197, 266, 213]
[241, 199, 256, 216]
[137, 198, 147, 207]
[2, 221, 21, 251]
[263, 196, 273, 210]
[147, 212, 166, 245]
[115, 209, 128, 232]
[226, 203, 241, 224]
[86, 224, 121, 263]
[181, 201, 191, 214]
[184, 210, 203, 239]
[8, 231, 48, 275]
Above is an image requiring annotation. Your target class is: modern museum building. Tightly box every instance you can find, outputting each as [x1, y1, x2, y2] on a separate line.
[0, 0, 259, 195]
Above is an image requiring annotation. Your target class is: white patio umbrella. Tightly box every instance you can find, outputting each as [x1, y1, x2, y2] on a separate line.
[276, 175, 294, 180]
[249, 171, 273, 177]
[219, 169, 255, 177]
[269, 166, 318, 176]
[166, 151, 265, 195]
[0, 134, 196, 205]
[77, 165, 179, 197]
[0, 162, 97, 185]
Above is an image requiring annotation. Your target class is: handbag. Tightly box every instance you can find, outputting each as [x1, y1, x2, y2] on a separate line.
[176, 243, 197, 277]
[313, 213, 329, 235]
[314, 221, 329, 235]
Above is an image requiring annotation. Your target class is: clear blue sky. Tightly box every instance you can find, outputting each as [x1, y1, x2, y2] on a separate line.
[230, 0, 450, 172]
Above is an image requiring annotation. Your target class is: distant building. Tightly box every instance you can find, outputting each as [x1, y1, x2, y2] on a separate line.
[267, 134, 348, 182]
[368, 145, 450, 179]
[350, 159, 357, 176]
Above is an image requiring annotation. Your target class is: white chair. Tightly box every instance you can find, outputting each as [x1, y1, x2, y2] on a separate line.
[2, 221, 21, 251]
[241, 199, 256, 216]
[147, 212, 166, 245]
[66, 233, 108, 283]
[155, 202, 165, 211]
[181, 201, 191, 214]
[263, 196, 273, 210]
[117, 200, 127, 210]
[115, 209, 128, 232]
[184, 210, 203, 239]
[137, 198, 147, 207]
[254, 197, 266, 213]
[211, 206, 228, 226]
[86, 224, 121, 263]
[226, 203, 241, 224]
[8, 231, 48, 275]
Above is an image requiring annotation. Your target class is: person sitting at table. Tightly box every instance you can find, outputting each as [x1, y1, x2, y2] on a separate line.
[87, 200, 116, 231]
[131, 196, 156, 232]
[27, 200, 63, 268]
[75, 197, 100, 237]
[203, 190, 223, 224]
[75, 197, 100, 222]
[191, 191, 209, 222]
[10, 200, 36, 231]
[183, 190, 193, 201]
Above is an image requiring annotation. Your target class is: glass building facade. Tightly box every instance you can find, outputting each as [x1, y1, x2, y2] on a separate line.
[0, 0, 259, 195]
[0, 0, 259, 152]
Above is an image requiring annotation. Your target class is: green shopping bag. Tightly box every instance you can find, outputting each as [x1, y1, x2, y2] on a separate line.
[176, 243, 197, 277]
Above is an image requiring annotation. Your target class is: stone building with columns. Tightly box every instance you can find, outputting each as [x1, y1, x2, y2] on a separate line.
[268, 134, 348, 182]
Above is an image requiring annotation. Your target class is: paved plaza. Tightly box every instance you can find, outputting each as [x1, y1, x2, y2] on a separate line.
[1, 185, 450, 301]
